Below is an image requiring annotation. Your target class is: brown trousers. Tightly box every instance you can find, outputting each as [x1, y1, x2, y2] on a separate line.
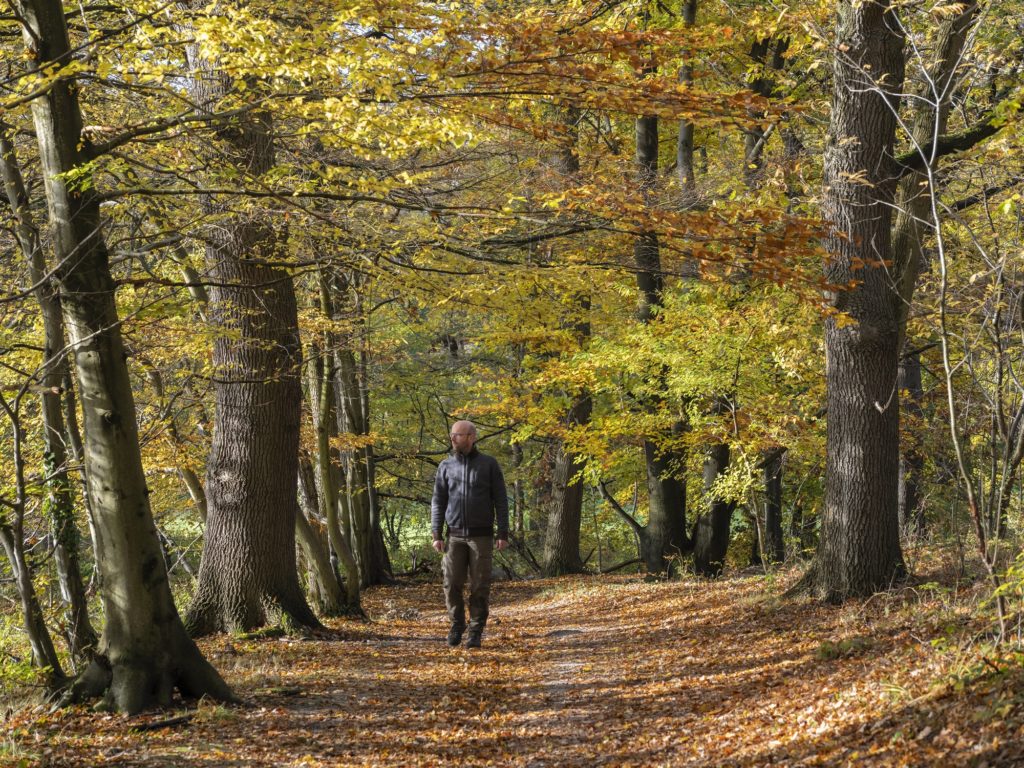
[443, 536, 493, 631]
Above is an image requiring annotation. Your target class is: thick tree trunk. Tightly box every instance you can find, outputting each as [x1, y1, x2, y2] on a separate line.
[803, 0, 907, 601]
[184, 242, 319, 633]
[1, 124, 97, 663]
[15, 0, 233, 711]
[182, 32, 318, 635]
[693, 444, 736, 577]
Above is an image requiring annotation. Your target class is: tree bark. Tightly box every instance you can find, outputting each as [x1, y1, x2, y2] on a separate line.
[306, 342, 362, 612]
[183, 45, 318, 635]
[693, 443, 736, 577]
[542, 394, 592, 576]
[294, 458, 348, 616]
[762, 449, 786, 564]
[802, 0, 907, 601]
[632, 111, 690, 573]
[542, 109, 591, 577]
[0, 123, 97, 663]
[14, 0, 234, 711]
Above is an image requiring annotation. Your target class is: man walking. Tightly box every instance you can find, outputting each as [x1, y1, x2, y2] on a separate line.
[432, 420, 509, 648]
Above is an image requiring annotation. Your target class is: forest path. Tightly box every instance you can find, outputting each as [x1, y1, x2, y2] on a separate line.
[7, 573, 1024, 766]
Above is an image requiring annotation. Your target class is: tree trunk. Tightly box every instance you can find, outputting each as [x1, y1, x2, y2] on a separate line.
[803, 0, 907, 601]
[294, 458, 348, 617]
[543, 395, 592, 576]
[762, 449, 786, 564]
[306, 343, 362, 613]
[184, 243, 319, 633]
[0, 123, 97, 663]
[693, 443, 736, 577]
[632, 111, 689, 574]
[0, 520, 65, 683]
[14, 0, 233, 711]
[181, 27, 318, 635]
[541, 116, 592, 577]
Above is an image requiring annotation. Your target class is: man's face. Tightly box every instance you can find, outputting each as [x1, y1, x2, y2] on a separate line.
[450, 425, 477, 455]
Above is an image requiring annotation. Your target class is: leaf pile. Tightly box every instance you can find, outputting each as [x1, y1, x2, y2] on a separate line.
[6, 573, 1024, 766]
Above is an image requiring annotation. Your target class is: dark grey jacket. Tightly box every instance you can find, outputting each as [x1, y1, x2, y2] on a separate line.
[431, 447, 509, 540]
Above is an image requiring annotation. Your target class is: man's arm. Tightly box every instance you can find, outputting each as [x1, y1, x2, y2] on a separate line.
[430, 462, 448, 548]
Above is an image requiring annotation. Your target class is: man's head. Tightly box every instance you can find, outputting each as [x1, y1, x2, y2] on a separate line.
[449, 420, 478, 455]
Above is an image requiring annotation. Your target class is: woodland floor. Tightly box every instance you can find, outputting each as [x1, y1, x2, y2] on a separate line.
[5, 565, 1024, 767]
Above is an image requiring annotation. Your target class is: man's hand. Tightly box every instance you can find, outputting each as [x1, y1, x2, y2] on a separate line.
[432, 539, 444, 553]
[496, 539, 508, 551]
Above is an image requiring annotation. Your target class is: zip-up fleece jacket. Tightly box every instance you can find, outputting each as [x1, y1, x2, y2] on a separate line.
[431, 447, 509, 540]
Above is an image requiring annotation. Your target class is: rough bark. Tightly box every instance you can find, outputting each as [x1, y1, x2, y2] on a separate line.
[542, 395, 592, 576]
[802, 0, 907, 601]
[15, 0, 233, 711]
[294, 458, 348, 616]
[183, 47, 318, 635]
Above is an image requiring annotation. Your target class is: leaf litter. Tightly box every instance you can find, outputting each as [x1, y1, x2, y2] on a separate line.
[5, 572, 1024, 766]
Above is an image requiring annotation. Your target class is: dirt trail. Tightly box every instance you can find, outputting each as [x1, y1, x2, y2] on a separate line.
[6, 574, 1024, 766]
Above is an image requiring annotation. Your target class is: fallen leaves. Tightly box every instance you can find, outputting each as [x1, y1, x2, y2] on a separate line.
[5, 571, 1024, 766]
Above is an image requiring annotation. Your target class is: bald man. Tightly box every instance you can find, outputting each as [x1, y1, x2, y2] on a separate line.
[431, 420, 509, 648]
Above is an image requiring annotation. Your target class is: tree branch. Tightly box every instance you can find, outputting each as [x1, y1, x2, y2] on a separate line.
[598, 481, 643, 536]
[895, 115, 1001, 179]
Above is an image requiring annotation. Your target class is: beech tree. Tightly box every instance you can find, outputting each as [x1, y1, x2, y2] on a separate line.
[12, 0, 233, 711]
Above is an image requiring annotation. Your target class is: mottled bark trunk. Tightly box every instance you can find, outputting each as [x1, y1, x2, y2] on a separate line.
[15, 0, 233, 711]
[693, 444, 736, 577]
[804, 0, 906, 601]
[294, 456, 348, 616]
[0, 124, 96, 663]
[335, 345, 374, 586]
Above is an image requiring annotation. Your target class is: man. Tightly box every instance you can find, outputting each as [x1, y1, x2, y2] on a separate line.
[431, 420, 509, 648]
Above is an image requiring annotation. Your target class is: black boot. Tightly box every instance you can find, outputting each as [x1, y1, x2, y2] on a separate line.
[447, 625, 465, 647]
[465, 628, 482, 649]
